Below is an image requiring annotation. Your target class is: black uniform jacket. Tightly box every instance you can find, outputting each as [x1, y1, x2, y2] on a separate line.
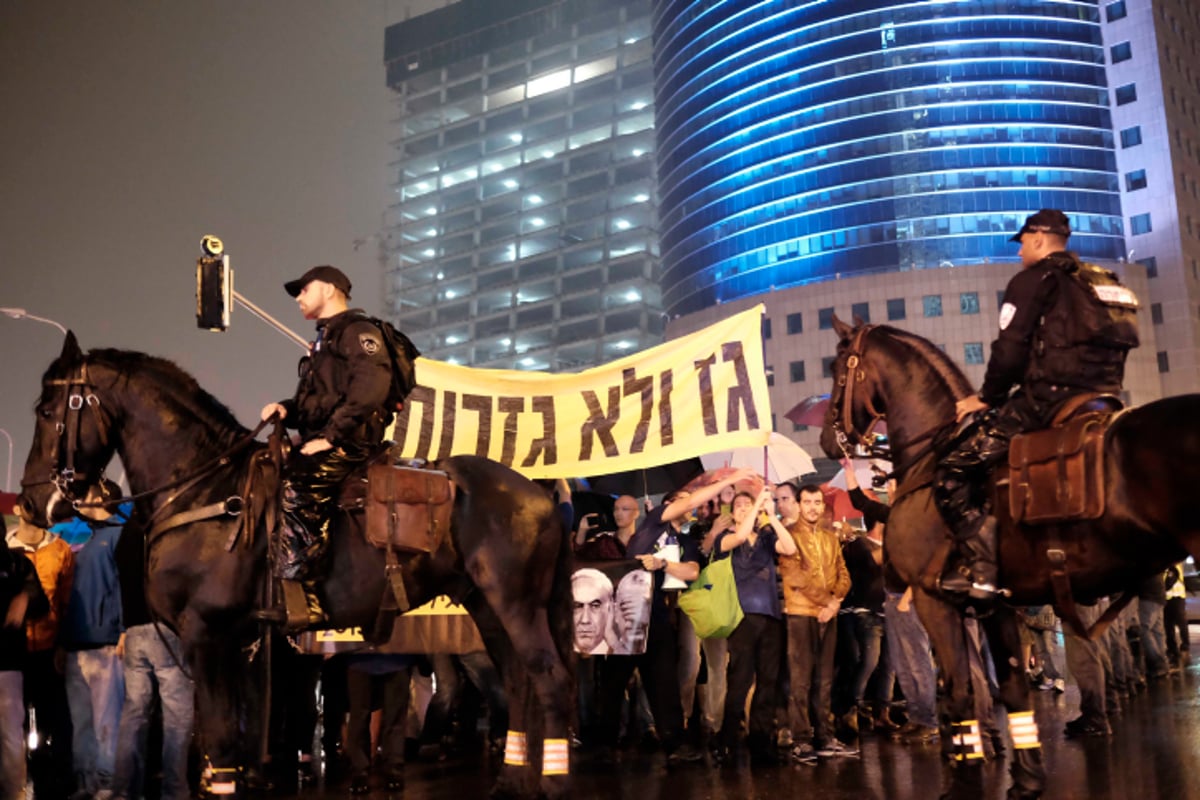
[280, 309, 393, 447]
[979, 254, 1064, 406]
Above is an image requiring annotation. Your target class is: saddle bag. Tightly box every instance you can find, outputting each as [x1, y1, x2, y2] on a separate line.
[1008, 413, 1107, 524]
[365, 465, 454, 554]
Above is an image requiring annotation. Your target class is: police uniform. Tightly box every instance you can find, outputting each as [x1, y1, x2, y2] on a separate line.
[272, 269, 396, 582]
[935, 209, 1131, 598]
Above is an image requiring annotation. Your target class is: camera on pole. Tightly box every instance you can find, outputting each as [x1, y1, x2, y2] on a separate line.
[196, 235, 233, 331]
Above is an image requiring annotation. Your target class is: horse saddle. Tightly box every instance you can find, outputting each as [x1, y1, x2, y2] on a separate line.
[1003, 394, 1122, 525]
[363, 463, 455, 555]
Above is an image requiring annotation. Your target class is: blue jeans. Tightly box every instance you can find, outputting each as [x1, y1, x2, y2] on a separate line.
[112, 624, 194, 800]
[846, 612, 886, 708]
[0, 671, 24, 800]
[65, 645, 124, 794]
[883, 593, 937, 728]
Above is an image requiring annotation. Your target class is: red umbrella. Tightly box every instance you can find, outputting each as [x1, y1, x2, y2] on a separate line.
[784, 394, 887, 434]
[682, 466, 764, 498]
[820, 484, 864, 524]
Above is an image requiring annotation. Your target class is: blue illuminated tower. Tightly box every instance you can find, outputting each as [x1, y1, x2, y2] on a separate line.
[654, 0, 1126, 318]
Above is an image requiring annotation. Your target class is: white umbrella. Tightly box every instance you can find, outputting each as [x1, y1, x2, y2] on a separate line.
[827, 458, 892, 491]
[700, 432, 816, 484]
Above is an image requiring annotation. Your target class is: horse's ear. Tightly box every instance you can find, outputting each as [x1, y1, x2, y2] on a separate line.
[852, 314, 866, 327]
[831, 314, 854, 341]
[60, 330, 83, 364]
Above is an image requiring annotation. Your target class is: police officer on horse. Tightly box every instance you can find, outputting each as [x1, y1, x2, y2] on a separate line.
[936, 209, 1139, 601]
[260, 265, 399, 627]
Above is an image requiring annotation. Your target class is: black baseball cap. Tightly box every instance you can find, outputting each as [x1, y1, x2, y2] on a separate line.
[284, 265, 352, 298]
[1010, 209, 1071, 242]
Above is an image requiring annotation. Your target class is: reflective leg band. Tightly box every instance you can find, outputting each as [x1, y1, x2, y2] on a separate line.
[209, 766, 239, 795]
[1008, 710, 1041, 750]
[951, 719, 984, 761]
[542, 738, 570, 776]
[504, 730, 528, 766]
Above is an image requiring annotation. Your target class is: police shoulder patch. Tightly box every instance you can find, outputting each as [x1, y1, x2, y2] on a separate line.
[998, 302, 1017, 330]
[358, 332, 381, 356]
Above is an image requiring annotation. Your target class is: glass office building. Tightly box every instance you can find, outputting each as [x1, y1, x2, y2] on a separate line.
[654, 0, 1127, 318]
[383, 0, 662, 371]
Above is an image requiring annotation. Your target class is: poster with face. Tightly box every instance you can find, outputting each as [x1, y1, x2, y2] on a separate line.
[572, 561, 652, 656]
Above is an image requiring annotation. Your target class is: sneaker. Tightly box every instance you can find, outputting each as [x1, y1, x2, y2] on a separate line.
[666, 743, 704, 765]
[1064, 717, 1111, 738]
[1052, 678, 1066, 694]
[899, 724, 940, 745]
[776, 728, 794, 749]
[790, 743, 818, 763]
[816, 740, 859, 758]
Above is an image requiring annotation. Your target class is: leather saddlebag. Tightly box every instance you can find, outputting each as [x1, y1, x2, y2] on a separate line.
[1008, 413, 1107, 524]
[365, 465, 454, 553]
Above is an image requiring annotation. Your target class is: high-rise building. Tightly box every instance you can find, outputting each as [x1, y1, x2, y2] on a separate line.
[1103, 0, 1200, 395]
[652, 0, 1172, 458]
[383, 0, 662, 372]
[654, 0, 1126, 318]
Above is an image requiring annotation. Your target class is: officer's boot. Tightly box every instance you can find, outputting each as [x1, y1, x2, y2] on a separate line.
[940, 515, 1001, 601]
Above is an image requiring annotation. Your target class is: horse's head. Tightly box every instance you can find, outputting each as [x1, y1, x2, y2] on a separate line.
[18, 332, 118, 526]
[819, 315, 886, 461]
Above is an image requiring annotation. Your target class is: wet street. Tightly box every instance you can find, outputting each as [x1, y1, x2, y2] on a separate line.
[299, 664, 1200, 800]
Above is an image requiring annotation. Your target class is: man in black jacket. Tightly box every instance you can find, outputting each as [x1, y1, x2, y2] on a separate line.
[936, 210, 1136, 600]
[2, 543, 50, 798]
[261, 265, 396, 626]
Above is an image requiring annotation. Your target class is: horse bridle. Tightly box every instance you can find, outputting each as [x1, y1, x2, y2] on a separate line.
[25, 358, 265, 526]
[829, 324, 888, 458]
[25, 363, 115, 505]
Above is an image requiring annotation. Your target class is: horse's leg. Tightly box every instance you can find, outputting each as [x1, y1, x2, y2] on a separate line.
[911, 590, 986, 798]
[464, 594, 537, 799]
[183, 617, 249, 798]
[981, 606, 1045, 800]
[468, 586, 572, 799]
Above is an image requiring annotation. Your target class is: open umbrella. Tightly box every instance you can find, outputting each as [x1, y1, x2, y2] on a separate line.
[585, 456, 705, 499]
[682, 465, 765, 497]
[827, 458, 892, 491]
[820, 484, 864, 525]
[785, 394, 888, 435]
[700, 432, 816, 485]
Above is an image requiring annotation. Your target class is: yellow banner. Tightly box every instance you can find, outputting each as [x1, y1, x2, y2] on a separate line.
[388, 305, 771, 478]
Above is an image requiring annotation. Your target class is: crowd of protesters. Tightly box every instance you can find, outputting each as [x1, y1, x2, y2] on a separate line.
[1, 465, 1193, 798]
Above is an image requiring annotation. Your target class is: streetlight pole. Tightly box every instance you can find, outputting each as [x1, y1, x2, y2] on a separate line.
[0, 428, 12, 493]
[0, 307, 68, 336]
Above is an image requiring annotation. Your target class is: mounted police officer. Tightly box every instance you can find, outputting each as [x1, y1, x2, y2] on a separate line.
[261, 265, 396, 627]
[936, 210, 1138, 601]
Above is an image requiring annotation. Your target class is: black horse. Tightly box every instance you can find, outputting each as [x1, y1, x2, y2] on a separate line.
[819, 318, 1200, 799]
[18, 334, 575, 798]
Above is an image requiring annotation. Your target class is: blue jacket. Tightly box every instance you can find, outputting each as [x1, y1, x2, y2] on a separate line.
[54, 503, 132, 648]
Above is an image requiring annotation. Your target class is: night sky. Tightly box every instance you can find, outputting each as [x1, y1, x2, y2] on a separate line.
[0, 1, 447, 491]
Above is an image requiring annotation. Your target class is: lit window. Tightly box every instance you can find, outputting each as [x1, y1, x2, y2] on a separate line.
[486, 85, 524, 109]
[509, 133, 523, 143]
[445, 290, 456, 299]
[445, 335, 460, 345]
[1130, 213, 1153, 235]
[503, 179, 519, 189]
[425, 207, 437, 215]
[529, 217, 545, 227]
[541, 149, 555, 159]
[486, 163, 503, 173]
[526, 68, 571, 98]
[630, 100, 648, 111]
[526, 194, 543, 205]
[573, 56, 617, 84]
[614, 219, 632, 230]
[422, 249, 435, 257]
[425, 228, 437, 236]
[634, 193, 650, 203]
[631, 148, 645, 157]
